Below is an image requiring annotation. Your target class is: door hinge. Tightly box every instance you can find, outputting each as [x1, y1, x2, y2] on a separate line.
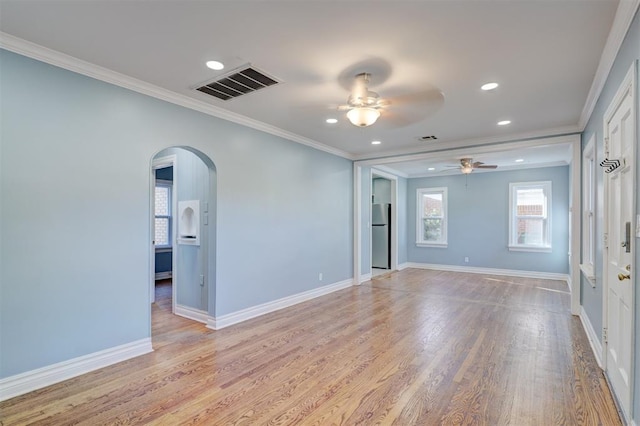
[603, 327, 608, 344]
[604, 137, 610, 156]
[604, 233, 608, 249]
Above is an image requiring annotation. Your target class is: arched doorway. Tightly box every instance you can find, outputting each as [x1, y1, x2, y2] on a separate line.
[150, 147, 217, 330]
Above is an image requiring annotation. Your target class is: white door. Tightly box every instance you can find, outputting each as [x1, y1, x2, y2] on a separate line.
[604, 65, 635, 418]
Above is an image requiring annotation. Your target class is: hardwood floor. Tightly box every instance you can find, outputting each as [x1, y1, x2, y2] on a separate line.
[1, 270, 621, 425]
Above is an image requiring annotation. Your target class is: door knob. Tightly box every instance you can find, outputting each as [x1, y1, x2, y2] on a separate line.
[619, 265, 631, 281]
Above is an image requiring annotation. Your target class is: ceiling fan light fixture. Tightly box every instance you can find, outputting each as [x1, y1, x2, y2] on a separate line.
[347, 107, 380, 127]
[461, 166, 474, 174]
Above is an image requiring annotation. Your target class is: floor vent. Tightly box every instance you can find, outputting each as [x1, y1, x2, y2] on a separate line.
[196, 65, 280, 101]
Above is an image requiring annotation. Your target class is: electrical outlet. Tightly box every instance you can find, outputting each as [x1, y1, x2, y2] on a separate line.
[464, 257, 469, 263]
[319, 273, 323, 281]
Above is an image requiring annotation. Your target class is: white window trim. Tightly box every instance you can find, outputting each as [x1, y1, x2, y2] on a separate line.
[416, 187, 448, 248]
[580, 135, 596, 285]
[155, 179, 173, 250]
[508, 181, 552, 253]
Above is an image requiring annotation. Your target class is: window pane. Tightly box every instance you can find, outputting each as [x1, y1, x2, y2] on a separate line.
[155, 186, 169, 216]
[516, 188, 544, 216]
[423, 193, 442, 217]
[517, 218, 544, 245]
[423, 218, 442, 241]
[155, 218, 169, 246]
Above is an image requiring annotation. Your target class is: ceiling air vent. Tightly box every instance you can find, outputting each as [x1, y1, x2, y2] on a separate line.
[418, 135, 438, 141]
[196, 65, 280, 101]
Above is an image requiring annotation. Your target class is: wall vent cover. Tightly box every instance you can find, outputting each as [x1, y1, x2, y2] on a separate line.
[195, 65, 281, 101]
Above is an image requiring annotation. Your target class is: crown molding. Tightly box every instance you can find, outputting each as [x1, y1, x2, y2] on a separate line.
[0, 32, 353, 160]
[578, 0, 640, 130]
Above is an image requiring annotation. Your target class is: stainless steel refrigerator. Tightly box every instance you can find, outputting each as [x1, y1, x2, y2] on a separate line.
[372, 203, 391, 269]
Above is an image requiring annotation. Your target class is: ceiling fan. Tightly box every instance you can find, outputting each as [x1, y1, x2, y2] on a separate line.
[454, 158, 498, 174]
[338, 73, 390, 127]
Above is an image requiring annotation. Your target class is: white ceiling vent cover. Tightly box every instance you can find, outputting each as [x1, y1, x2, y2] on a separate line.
[195, 65, 281, 101]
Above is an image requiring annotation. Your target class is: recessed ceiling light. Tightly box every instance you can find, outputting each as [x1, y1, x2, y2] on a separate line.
[481, 82, 499, 91]
[497, 120, 511, 126]
[371, 140, 381, 145]
[326, 118, 338, 124]
[428, 167, 436, 171]
[206, 60, 224, 71]
[515, 159, 524, 163]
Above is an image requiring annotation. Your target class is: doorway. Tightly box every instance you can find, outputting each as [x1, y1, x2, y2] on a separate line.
[150, 147, 217, 327]
[602, 63, 636, 421]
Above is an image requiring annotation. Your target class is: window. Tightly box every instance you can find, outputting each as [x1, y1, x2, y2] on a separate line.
[416, 187, 447, 247]
[155, 181, 172, 248]
[581, 136, 596, 282]
[509, 181, 551, 252]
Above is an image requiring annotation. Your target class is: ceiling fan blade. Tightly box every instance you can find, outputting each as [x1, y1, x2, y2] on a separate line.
[472, 161, 485, 167]
[474, 165, 498, 169]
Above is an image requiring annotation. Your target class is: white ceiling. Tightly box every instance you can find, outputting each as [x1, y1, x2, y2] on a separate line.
[0, 0, 622, 170]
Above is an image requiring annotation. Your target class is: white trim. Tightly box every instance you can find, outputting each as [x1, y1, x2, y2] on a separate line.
[579, 306, 604, 369]
[0, 338, 152, 402]
[569, 136, 582, 316]
[373, 165, 409, 179]
[152, 154, 177, 313]
[360, 273, 373, 282]
[175, 304, 209, 324]
[578, 0, 640, 130]
[397, 262, 410, 271]
[405, 263, 569, 282]
[508, 180, 552, 251]
[356, 134, 579, 167]
[207, 278, 353, 330]
[155, 271, 172, 280]
[0, 32, 352, 160]
[353, 126, 579, 161]
[416, 187, 448, 247]
[579, 263, 596, 287]
[353, 164, 362, 286]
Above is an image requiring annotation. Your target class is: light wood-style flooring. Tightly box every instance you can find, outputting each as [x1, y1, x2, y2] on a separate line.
[1, 270, 621, 425]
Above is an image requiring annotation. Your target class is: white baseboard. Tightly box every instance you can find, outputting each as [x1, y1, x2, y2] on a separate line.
[175, 304, 208, 324]
[155, 271, 172, 280]
[207, 278, 353, 330]
[359, 273, 372, 283]
[0, 338, 153, 402]
[579, 306, 604, 369]
[397, 262, 410, 271]
[405, 262, 570, 282]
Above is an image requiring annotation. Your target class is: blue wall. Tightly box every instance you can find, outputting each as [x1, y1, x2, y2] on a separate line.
[407, 166, 570, 274]
[580, 6, 639, 420]
[0, 49, 353, 378]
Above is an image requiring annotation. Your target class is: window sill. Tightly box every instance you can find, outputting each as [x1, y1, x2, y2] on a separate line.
[416, 242, 448, 248]
[580, 263, 596, 287]
[508, 245, 552, 253]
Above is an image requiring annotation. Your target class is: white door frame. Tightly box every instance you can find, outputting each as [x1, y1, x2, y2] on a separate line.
[371, 169, 399, 273]
[601, 62, 636, 422]
[151, 154, 177, 314]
